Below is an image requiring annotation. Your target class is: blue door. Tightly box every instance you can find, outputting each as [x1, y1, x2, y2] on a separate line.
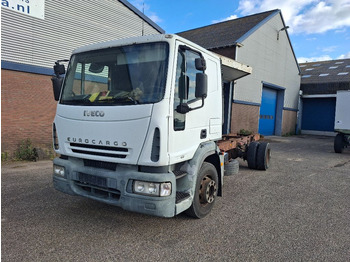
[301, 98, 336, 131]
[259, 88, 277, 135]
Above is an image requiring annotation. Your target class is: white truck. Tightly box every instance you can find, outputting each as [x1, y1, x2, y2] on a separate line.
[334, 90, 350, 153]
[51, 34, 270, 218]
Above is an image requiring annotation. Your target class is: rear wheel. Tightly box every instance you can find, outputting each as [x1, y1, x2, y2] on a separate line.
[256, 142, 271, 170]
[186, 162, 218, 218]
[247, 142, 259, 169]
[334, 133, 344, 153]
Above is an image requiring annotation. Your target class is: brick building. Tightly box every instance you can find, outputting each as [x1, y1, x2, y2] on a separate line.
[1, 0, 163, 157]
[178, 9, 301, 136]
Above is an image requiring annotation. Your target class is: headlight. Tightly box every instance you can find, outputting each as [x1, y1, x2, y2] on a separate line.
[53, 165, 65, 177]
[133, 181, 171, 197]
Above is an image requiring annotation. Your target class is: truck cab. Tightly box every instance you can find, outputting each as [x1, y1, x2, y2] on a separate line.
[52, 34, 251, 218]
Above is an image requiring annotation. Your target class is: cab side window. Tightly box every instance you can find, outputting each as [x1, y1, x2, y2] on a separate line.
[174, 48, 202, 131]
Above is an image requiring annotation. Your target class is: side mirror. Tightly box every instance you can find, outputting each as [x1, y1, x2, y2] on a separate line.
[176, 73, 208, 114]
[178, 74, 189, 100]
[52, 60, 68, 101]
[176, 103, 191, 114]
[51, 76, 63, 101]
[195, 58, 206, 71]
[195, 73, 208, 98]
[54, 63, 65, 76]
[53, 59, 69, 76]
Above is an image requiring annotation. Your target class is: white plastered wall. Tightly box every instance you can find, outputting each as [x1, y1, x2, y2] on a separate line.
[234, 13, 301, 109]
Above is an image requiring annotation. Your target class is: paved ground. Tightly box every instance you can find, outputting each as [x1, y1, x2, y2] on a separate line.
[2, 135, 350, 261]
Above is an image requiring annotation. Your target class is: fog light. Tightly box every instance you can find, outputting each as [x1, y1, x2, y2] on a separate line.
[53, 165, 65, 177]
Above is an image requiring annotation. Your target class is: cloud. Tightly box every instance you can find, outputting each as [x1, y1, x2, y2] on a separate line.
[148, 14, 162, 23]
[130, 0, 162, 23]
[322, 46, 337, 52]
[335, 28, 347, 33]
[337, 52, 350, 59]
[237, 0, 350, 34]
[212, 15, 238, 24]
[297, 55, 332, 63]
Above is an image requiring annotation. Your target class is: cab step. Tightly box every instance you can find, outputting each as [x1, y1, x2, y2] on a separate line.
[173, 170, 187, 179]
[176, 192, 190, 204]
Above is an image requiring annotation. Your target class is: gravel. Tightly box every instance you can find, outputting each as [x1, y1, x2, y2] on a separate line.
[2, 135, 350, 261]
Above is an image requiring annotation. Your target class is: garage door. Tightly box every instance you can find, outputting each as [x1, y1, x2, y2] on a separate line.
[259, 88, 277, 135]
[301, 98, 336, 131]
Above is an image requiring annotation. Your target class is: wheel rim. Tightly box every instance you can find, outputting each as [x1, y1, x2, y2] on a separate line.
[199, 175, 217, 205]
[266, 148, 271, 166]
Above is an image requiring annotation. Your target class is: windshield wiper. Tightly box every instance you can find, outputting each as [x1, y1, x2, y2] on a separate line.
[61, 94, 139, 105]
[101, 96, 139, 105]
[61, 96, 93, 105]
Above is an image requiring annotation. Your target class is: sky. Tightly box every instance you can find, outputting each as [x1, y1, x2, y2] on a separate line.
[130, 0, 350, 63]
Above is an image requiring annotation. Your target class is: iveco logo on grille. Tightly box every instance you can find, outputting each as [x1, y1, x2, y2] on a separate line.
[84, 110, 105, 117]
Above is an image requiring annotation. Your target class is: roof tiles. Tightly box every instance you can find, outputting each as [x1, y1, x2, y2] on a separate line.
[300, 59, 350, 84]
[177, 10, 279, 49]
[300, 59, 350, 94]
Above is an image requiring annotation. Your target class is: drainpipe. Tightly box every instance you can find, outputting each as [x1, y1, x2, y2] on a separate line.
[296, 90, 303, 134]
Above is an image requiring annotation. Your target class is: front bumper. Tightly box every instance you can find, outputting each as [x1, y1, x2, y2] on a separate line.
[53, 157, 176, 217]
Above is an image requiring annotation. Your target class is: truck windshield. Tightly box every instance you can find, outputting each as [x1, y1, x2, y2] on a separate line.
[60, 42, 169, 105]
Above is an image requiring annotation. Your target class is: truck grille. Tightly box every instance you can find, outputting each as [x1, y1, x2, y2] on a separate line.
[83, 159, 117, 171]
[70, 143, 128, 159]
[78, 173, 107, 188]
[74, 173, 121, 200]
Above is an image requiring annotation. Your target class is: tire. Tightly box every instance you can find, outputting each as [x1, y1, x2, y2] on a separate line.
[247, 142, 259, 169]
[186, 162, 218, 219]
[224, 159, 239, 176]
[256, 142, 271, 170]
[334, 133, 344, 153]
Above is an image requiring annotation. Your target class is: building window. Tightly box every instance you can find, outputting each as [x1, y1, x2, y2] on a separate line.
[305, 68, 314, 71]
[329, 66, 338, 69]
[335, 61, 344, 64]
[313, 63, 321, 67]
[337, 72, 349, 75]
[319, 73, 329, 77]
[302, 75, 311, 78]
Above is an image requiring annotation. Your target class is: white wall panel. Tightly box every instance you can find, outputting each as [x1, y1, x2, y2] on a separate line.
[235, 14, 300, 109]
[1, 0, 161, 69]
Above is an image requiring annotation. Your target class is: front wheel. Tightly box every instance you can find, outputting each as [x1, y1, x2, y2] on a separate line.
[186, 162, 218, 219]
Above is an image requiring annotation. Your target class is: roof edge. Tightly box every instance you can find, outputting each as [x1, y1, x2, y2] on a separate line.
[235, 9, 280, 43]
[119, 0, 165, 34]
[235, 9, 300, 75]
[278, 12, 301, 75]
[299, 58, 350, 65]
[177, 9, 280, 35]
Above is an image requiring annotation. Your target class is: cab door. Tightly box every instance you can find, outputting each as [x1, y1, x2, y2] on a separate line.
[168, 45, 211, 164]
